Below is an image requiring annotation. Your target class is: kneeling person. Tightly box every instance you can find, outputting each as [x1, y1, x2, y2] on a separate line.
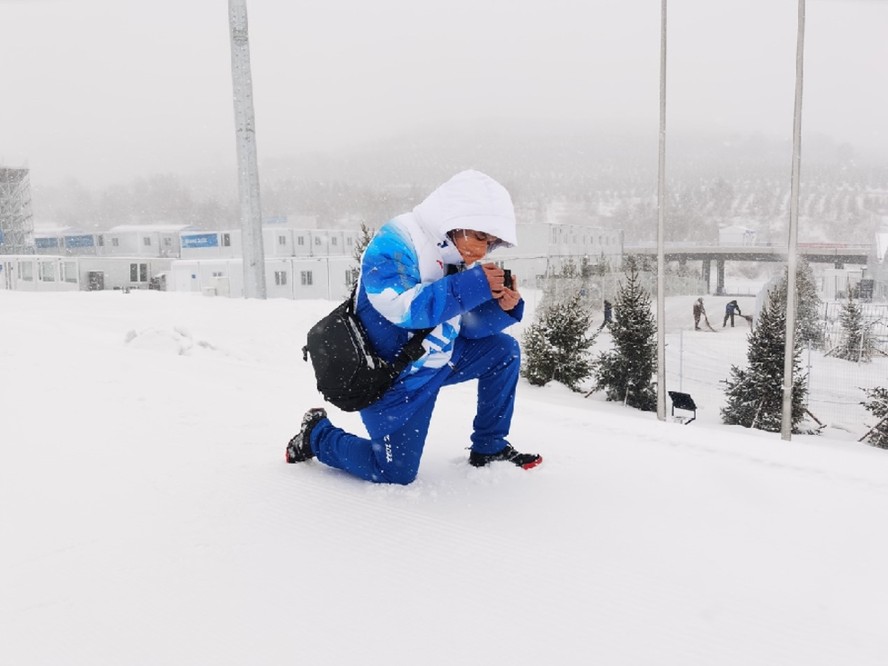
[285, 170, 541, 484]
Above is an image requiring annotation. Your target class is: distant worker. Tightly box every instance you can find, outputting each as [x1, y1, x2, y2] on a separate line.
[723, 300, 742, 327]
[693, 297, 706, 331]
[600, 300, 613, 329]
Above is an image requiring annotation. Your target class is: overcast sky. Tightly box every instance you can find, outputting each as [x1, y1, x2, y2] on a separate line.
[1, 0, 886, 187]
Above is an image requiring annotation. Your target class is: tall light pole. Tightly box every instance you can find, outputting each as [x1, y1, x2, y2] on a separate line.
[656, 0, 668, 421]
[781, 0, 806, 440]
[228, 0, 266, 299]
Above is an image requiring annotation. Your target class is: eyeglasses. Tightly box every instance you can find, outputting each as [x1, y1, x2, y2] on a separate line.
[455, 229, 499, 246]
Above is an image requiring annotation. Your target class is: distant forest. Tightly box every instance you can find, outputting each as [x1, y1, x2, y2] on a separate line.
[33, 128, 888, 245]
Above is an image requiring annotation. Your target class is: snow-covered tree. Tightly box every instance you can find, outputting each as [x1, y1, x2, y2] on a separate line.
[592, 258, 657, 411]
[794, 258, 824, 348]
[721, 280, 808, 433]
[350, 222, 375, 287]
[589, 252, 610, 277]
[861, 387, 888, 449]
[521, 291, 597, 391]
[831, 291, 877, 362]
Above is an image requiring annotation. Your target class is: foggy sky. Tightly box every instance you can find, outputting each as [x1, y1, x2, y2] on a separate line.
[1, 0, 886, 187]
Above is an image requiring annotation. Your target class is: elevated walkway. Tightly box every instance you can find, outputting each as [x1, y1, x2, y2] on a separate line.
[626, 241, 872, 294]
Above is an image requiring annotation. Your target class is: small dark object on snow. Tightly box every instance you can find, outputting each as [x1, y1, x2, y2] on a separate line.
[668, 391, 697, 425]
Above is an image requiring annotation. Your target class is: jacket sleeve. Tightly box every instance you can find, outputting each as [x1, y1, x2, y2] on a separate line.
[459, 298, 525, 339]
[362, 227, 492, 329]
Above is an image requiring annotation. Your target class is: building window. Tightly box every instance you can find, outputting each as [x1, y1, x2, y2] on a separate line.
[278, 235, 287, 246]
[221, 233, 231, 247]
[212, 271, 224, 278]
[97, 235, 104, 247]
[275, 271, 288, 286]
[19, 262, 33, 281]
[130, 263, 148, 282]
[37, 237, 60, 249]
[345, 268, 359, 286]
[143, 237, 152, 247]
[297, 236, 305, 246]
[163, 237, 172, 247]
[112, 238, 120, 247]
[39, 262, 55, 281]
[314, 236, 321, 246]
[331, 237, 338, 246]
[347, 237, 353, 246]
[62, 261, 78, 283]
[300, 270, 313, 286]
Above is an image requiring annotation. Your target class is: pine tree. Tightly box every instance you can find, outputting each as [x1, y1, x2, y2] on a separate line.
[521, 291, 597, 391]
[721, 280, 808, 433]
[861, 387, 888, 449]
[592, 258, 657, 411]
[350, 222, 375, 288]
[353, 222, 374, 264]
[590, 252, 610, 277]
[794, 258, 824, 348]
[832, 291, 875, 362]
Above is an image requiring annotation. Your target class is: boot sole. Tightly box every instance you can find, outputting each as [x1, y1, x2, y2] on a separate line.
[520, 456, 543, 470]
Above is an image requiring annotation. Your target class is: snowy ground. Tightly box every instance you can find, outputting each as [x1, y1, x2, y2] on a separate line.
[3, 289, 888, 665]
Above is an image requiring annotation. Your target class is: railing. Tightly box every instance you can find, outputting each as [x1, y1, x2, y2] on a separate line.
[625, 241, 871, 253]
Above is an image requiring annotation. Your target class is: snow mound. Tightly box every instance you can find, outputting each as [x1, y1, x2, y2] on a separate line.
[124, 326, 218, 356]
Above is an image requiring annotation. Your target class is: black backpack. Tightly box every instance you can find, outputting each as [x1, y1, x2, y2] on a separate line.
[302, 287, 432, 412]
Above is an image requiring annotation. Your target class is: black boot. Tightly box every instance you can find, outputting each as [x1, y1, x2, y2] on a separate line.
[469, 444, 542, 470]
[285, 408, 327, 463]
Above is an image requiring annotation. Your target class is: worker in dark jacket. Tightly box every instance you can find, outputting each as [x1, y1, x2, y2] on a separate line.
[723, 300, 742, 327]
[693, 298, 706, 330]
[600, 300, 613, 329]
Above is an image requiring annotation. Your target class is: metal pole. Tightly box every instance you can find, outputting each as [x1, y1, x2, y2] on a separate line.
[228, 0, 267, 299]
[656, 0, 668, 421]
[781, 0, 805, 440]
[679, 327, 683, 392]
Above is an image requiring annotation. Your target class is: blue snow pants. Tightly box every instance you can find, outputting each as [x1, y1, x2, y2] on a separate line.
[309, 332, 520, 484]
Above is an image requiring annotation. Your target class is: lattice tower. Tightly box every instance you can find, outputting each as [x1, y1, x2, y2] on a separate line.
[0, 167, 34, 254]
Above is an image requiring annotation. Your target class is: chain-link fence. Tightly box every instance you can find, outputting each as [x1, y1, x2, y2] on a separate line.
[818, 302, 888, 359]
[530, 268, 888, 437]
[540, 271, 707, 307]
[661, 299, 888, 435]
[805, 303, 888, 431]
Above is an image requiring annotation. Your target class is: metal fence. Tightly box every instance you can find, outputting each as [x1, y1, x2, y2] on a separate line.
[662, 300, 888, 436]
[530, 273, 888, 437]
[805, 303, 888, 433]
[818, 302, 888, 359]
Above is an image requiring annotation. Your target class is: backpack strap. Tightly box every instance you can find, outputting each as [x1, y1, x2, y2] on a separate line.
[349, 282, 433, 372]
[393, 326, 434, 370]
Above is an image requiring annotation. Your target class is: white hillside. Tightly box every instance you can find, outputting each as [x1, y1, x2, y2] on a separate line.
[2, 290, 887, 666]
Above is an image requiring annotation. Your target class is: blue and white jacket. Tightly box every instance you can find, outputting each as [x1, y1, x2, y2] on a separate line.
[356, 170, 525, 391]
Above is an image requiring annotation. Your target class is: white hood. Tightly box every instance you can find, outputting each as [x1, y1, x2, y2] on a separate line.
[412, 170, 518, 250]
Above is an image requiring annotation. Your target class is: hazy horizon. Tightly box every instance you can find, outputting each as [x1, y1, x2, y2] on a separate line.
[2, 0, 887, 188]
